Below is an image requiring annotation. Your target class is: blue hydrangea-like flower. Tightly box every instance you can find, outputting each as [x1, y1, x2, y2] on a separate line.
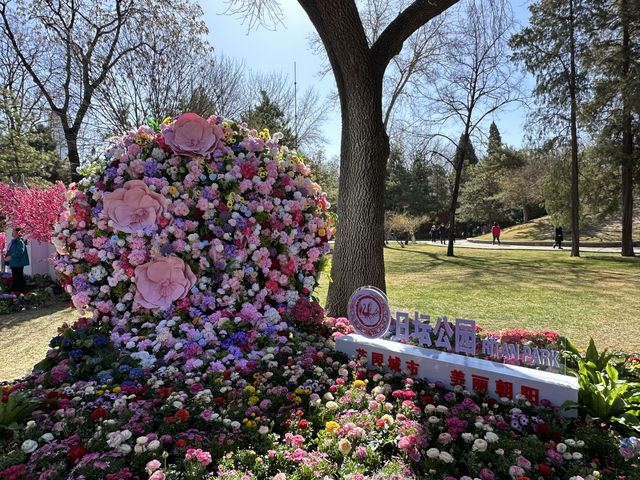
[62, 337, 74, 348]
[118, 364, 132, 373]
[129, 368, 143, 380]
[49, 336, 62, 348]
[69, 348, 84, 360]
[93, 336, 108, 348]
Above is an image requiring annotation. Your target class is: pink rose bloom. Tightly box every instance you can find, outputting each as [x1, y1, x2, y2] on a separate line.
[146, 460, 161, 472]
[134, 256, 196, 309]
[149, 471, 165, 480]
[162, 113, 223, 158]
[103, 180, 167, 233]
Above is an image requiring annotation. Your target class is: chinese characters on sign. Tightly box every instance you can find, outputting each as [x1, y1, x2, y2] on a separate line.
[336, 334, 578, 414]
[392, 311, 560, 370]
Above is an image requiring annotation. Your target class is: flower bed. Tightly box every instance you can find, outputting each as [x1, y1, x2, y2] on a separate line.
[0, 113, 638, 479]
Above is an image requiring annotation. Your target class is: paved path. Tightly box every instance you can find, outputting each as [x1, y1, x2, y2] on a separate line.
[413, 239, 623, 253]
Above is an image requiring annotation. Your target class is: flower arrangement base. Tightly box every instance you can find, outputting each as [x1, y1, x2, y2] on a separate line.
[336, 334, 579, 415]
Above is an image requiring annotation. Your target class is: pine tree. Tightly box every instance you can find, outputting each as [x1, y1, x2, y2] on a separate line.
[510, 0, 589, 257]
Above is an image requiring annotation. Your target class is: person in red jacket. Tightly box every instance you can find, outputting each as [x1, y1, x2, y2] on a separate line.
[491, 222, 501, 245]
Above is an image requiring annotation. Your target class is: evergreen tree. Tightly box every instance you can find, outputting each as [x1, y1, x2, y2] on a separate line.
[510, 0, 590, 257]
[487, 121, 502, 157]
[583, 0, 640, 256]
[242, 91, 297, 149]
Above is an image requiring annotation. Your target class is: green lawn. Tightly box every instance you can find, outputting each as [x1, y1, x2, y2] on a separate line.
[316, 244, 640, 353]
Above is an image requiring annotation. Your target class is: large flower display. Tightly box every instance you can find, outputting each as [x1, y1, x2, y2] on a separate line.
[52, 113, 334, 372]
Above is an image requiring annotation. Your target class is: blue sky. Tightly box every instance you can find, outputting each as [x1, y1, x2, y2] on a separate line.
[200, 1, 532, 160]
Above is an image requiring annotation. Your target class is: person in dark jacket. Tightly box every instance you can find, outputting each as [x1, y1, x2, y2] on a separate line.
[4, 228, 29, 293]
[553, 226, 564, 249]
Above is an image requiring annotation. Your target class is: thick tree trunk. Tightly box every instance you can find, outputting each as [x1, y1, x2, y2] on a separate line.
[620, 0, 635, 257]
[568, 0, 580, 258]
[325, 81, 389, 317]
[522, 204, 529, 224]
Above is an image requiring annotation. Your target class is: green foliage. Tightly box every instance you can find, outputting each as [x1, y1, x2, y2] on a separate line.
[564, 339, 640, 435]
[0, 391, 38, 434]
[385, 144, 449, 218]
[0, 89, 70, 186]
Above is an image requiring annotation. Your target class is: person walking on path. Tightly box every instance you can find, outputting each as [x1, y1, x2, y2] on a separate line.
[439, 223, 447, 244]
[4, 227, 29, 293]
[491, 222, 501, 245]
[430, 224, 437, 242]
[553, 226, 564, 249]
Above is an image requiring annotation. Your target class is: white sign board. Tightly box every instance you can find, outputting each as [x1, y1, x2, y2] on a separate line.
[335, 334, 578, 416]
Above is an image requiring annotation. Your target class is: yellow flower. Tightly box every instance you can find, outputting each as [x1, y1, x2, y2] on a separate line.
[353, 380, 366, 389]
[325, 421, 339, 435]
[112, 386, 121, 393]
[168, 186, 177, 195]
[192, 317, 202, 325]
[248, 396, 260, 406]
[295, 387, 303, 395]
[162, 116, 172, 125]
[245, 385, 256, 394]
[226, 199, 234, 208]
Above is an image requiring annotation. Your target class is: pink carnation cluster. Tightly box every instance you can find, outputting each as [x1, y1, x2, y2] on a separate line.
[53, 113, 335, 371]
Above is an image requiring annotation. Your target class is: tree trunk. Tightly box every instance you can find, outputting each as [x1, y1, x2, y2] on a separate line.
[447, 164, 462, 257]
[64, 129, 82, 182]
[568, 0, 580, 258]
[298, 0, 458, 316]
[325, 84, 389, 316]
[522, 204, 529, 224]
[620, 0, 635, 257]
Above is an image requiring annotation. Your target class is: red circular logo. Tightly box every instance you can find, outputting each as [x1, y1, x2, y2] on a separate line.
[347, 287, 390, 338]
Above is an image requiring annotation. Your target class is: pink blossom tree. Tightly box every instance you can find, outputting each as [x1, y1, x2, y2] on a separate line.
[0, 182, 68, 243]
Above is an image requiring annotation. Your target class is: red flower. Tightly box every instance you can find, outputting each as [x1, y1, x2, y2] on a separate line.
[175, 439, 187, 448]
[537, 464, 552, 476]
[298, 419, 309, 430]
[551, 432, 562, 443]
[421, 395, 434, 405]
[175, 409, 190, 422]
[214, 396, 225, 405]
[68, 445, 87, 463]
[534, 423, 550, 435]
[91, 407, 108, 421]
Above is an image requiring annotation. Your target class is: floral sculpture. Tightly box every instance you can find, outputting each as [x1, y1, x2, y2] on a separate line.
[52, 113, 334, 372]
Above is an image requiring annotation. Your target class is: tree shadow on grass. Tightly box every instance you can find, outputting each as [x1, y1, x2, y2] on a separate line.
[0, 298, 74, 333]
[385, 246, 638, 288]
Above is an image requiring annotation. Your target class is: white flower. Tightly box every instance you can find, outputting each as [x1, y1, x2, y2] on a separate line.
[436, 405, 448, 413]
[426, 448, 440, 458]
[473, 438, 488, 452]
[565, 438, 576, 447]
[461, 433, 474, 443]
[556, 442, 567, 453]
[338, 438, 352, 454]
[563, 452, 573, 460]
[573, 452, 583, 460]
[259, 426, 270, 434]
[439, 451, 454, 463]
[326, 401, 338, 411]
[21, 439, 38, 454]
[428, 416, 440, 424]
[148, 440, 161, 451]
[40, 433, 54, 443]
[484, 431, 499, 443]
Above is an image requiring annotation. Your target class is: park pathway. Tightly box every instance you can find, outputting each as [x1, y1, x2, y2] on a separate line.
[422, 238, 623, 253]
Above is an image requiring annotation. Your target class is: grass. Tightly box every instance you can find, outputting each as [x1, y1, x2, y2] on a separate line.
[316, 244, 640, 353]
[0, 299, 80, 382]
[2, 245, 639, 382]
